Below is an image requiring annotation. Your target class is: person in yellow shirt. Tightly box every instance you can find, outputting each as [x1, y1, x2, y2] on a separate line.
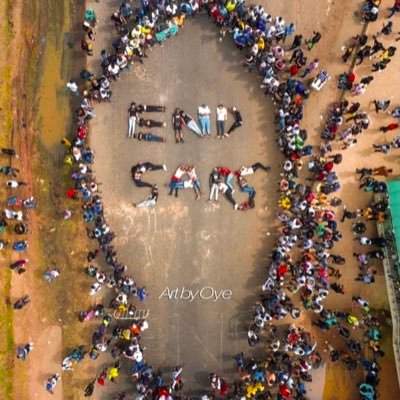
[108, 362, 121, 383]
[173, 13, 185, 27]
[226, 0, 237, 13]
[141, 25, 151, 36]
[257, 36, 265, 51]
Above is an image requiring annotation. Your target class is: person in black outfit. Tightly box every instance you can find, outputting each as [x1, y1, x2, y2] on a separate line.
[172, 108, 184, 143]
[227, 107, 243, 135]
[288, 34, 302, 50]
[1, 148, 18, 157]
[138, 118, 166, 128]
[127, 102, 138, 138]
[131, 162, 166, 188]
[135, 104, 166, 113]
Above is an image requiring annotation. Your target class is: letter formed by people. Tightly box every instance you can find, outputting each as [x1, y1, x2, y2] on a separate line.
[159, 286, 232, 302]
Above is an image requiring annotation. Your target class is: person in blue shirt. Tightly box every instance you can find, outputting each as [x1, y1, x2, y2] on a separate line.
[283, 23, 295, 43]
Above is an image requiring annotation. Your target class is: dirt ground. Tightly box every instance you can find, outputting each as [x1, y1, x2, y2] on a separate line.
[90, 14, 279, 395]
[86, 0, 400, 397]
[2, 0, 400, 399]
[3, 1, 94, 400]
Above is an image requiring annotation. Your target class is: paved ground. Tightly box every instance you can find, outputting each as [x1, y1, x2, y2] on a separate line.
[90, 12, 280, 393]
[83, 0, 400, 398]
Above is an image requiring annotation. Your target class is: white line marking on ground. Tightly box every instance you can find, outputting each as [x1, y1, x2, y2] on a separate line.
[179, 317, 223, 368]
[220, 314, 223, 362]
[176, 313, 180, 365]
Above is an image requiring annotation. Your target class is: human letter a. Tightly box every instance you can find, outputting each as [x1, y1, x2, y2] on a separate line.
[159, 287, 173, 299]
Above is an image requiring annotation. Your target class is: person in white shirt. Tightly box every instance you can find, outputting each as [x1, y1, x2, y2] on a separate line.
[66, 80, 79, 97]
[237, 162, 271, 176]
[6, 180, 27, 189]
[133, 186, 158, 208]
[198, 104, 211, 137]
[216, 104, 227, 138]
[218, 182, 238, 209]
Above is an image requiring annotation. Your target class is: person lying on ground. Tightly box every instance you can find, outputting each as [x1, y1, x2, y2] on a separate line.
[181, 111, 203, 137]
[236, 162, 271, 176]
[0, 148, 18, 157]
[0, 166, 19, 176]
[6, 180, 27, 189]
[131, 162, 167, 188]
[218, 181, 238, 210]
[135, 104, 166, 112]
[133, 186, 159, 208]
[133, 132, 166, 143]
[227, 107, 243, 135]
[138, 118, 166, 128]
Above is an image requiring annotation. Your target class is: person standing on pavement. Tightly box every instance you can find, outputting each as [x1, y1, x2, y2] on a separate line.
[198, 104, 211, 137]
[216, 104, 228, 138]
[13, 295, 30, 310]
[380, 122, 398, 133]
[283, 23, 295, 43]
[373, 99, 390, 113]
[16, 343, 34, 361]
[66, 80, 79, 96]
[46, 374, 61, 394]
[387, 0, 400, 17]
[373, 143, 392, 153]
[373, 166, 393, 177]
[288, 34, 303, 50]
[127, 102, 138, 138]
[360, 75, 374, 86]
[84, 381, 95, 397]
[301, 59, 319, 78]
[306, 31, 321, 50]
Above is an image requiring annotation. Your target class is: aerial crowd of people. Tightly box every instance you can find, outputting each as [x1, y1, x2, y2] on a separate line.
[8, 0, 400, 398]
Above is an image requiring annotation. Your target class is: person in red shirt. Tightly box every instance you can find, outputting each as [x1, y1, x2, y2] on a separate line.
[290, 64, 299, 76]
[216, 166, 234, 191]
[324, 161, 334, 172]
[277, 264, 288, 278]
[279, 384, 293, 398]
[76, 126, 87, 139]
[97, 369, 106, 386]
[388, 0, 400, 17]
[66, 188, 77, 199]
[380, 122, 399, 132]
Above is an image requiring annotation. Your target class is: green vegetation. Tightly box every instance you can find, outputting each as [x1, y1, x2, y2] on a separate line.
[0, 0, 16, 397]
